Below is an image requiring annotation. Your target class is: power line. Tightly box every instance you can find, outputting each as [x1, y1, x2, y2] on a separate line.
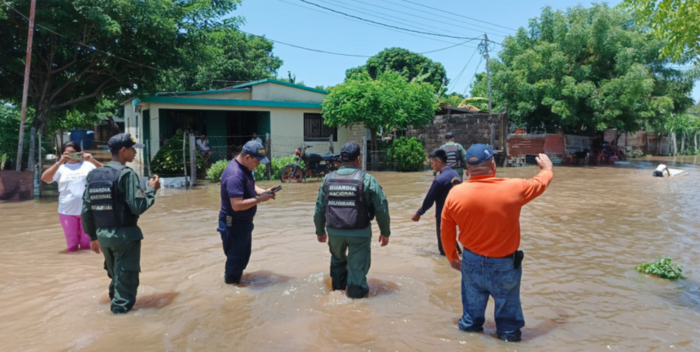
[274, 0, 470, 46]
[463, 57, 483, 95]
[326, 0, 509, 38]
[448, 48, 479, 91]
[388, 0, 518, 32]
[299, 0, 483, 41]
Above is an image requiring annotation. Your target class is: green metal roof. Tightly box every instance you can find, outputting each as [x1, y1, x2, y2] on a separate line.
[230, 79, 328, 95]
[154, 88, 250, 97]
[137, 95, 322, 109]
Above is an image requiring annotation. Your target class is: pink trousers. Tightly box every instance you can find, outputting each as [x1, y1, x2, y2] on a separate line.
[59, 214, 91, 251]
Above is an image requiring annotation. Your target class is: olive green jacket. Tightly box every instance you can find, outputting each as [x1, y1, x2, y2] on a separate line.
[314, 166, 391, 238]
[81, 162, 157, 247]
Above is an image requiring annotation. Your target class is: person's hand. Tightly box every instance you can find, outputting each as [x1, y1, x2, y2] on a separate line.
[449, 257, 462, 271]
[257, 192, 274, 203]
[536, 153, 553, 171]
[90, 240, 102, 254]
[59, 152, 71, 164]
[411, 213, 421, 222]
[378, 235, 389, 247]
[266, 187, 277, 199]
[149, 175, 161, 191]
[82, 152, 94, 162]
[317, 234, 327, 243]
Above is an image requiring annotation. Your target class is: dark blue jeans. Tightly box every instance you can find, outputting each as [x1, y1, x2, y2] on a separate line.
[217, 220, 254, 279]
[459, 249, 524, 340]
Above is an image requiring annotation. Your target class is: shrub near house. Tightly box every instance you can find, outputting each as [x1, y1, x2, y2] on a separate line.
[151, 130, 206, 176]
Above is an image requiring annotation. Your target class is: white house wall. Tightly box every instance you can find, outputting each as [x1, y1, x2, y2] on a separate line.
[251, 83, 326, 103]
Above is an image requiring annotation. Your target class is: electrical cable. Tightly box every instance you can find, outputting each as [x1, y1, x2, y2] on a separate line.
[462, 56, 483, 96]
[388, 0, 518, 32]
[299, 0, 483, 41]
[447, 48, 479, 91]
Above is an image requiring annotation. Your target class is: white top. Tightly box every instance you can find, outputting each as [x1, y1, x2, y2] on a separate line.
[52, 161, 96, 215]
[655, 164, 668, 172]
[196, 139, 210, 150]
[251, 137, 263, 145]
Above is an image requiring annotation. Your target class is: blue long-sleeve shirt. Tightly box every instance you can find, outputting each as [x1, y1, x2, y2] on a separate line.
[417, 166, 462, 218]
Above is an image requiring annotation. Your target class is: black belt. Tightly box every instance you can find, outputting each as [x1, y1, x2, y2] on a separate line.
[464, 248, 515, 259]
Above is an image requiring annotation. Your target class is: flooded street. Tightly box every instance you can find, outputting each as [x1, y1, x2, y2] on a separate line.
[1, 156, 700, 351]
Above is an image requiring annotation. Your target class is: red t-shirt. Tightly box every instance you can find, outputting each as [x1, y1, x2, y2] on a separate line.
[440, 169, 553, 261]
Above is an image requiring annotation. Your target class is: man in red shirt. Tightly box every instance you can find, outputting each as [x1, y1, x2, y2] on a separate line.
[441, 144, 553, 342]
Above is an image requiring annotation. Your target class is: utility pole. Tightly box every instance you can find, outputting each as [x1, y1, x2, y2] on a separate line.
[16, 0, 38, 171]
[483, 33, 492, 115]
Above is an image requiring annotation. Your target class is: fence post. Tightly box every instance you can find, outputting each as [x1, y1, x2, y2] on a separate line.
[189, 133, 196, 186]
[362, 136, 367, 171]
[329, 134, 334, 153]
[182, 132, 188, 186]
[145, 143, 152, 177]
[490, 123, 496, 149]
[265, 133, 271, 180]
[38, 132, 43, 197]
[502, 106, 509, 167]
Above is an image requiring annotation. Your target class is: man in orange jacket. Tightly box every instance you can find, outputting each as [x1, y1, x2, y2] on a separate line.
[441, 144, 553, 342]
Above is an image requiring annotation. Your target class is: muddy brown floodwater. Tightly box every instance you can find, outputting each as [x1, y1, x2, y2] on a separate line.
[1, 156, 700, 351]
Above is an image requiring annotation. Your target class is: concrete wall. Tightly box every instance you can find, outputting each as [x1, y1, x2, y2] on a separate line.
[251, 83, 326, 103]
[604, 130, 668, 156]
[406, 113, 505, 156]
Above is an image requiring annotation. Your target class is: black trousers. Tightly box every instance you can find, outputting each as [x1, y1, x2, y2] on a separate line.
[218, 219, 254, 279]
[436, 216, 462, 256]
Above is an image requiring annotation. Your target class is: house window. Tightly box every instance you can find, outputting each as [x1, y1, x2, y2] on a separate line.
[304, 113, 337, 141]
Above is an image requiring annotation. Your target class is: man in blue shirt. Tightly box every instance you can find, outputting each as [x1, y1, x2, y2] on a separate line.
[412, 149, 463, 256]
[218, 141, 276, 285]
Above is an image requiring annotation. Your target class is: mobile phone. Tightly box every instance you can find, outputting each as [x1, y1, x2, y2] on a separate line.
[269, 185, 282, 194]
[68, 152, 83, 161]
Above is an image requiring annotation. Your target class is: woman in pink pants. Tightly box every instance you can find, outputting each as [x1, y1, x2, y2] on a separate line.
[42, 141, 103, 251]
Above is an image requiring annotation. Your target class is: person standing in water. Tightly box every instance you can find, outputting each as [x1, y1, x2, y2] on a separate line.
[653, 162, 670, 177]
[314, 141, 391, 299]
[41, 141, 103, 251]
[440, 132, 468, 180]
[81, 133, 160, 314]
[412, 149, 462, 256]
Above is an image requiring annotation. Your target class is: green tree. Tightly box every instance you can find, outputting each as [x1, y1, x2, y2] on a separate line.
[345, 48, 448, 91]
[471, 4, 694, 134]
[322, 70, 438, 153]
[620, 0, 700, 65]
[0, 0, 281, 161]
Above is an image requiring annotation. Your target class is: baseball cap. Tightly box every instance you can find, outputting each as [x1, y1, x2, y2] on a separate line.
[445, 132, 454, 139]
[108, 133, 144, 150]
[340, 141, 362, 162]
[242, 140, 270, 164]
[465, 144, 497, 165]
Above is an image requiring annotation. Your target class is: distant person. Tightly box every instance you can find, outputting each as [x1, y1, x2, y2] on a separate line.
[653, 162, 670, 177]
[160, 133, 168, 147]
[412, 149, 463, 256]
[197, 134, 213, 159]
[218, 141, 276, 285]
[314, 142, 391, 299]
[41, 141, 103, 252]
[81, 133, 160, 314]
[250, 132, 263, 145]
[441, 145, 554, 342]
[440, 132, 468, 180]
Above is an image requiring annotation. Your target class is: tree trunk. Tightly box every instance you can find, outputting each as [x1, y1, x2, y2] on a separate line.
[695, 133, 698, 153]
[681, 133, 686, 154]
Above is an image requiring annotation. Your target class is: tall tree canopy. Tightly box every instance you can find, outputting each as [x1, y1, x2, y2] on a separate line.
[322, 70, 438, 151]
[345, 48, 448, 91]
[0, 0, 282, 132]
[471, 4, 694, 134]
[620, 0, 700, 65]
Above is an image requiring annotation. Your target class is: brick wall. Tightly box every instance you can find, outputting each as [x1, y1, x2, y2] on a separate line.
[406, 113, 505, 156]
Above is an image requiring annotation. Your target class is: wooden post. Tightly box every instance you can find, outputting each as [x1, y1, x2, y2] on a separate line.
[182, 132, 188, 186]
[28, 127, 36, 174]
[329, 134, 334, 153]
[265, 133, 271, 180]
[145, 143, 152, 177]
[15, 0, 38, 171]
[38, 132, 43, 197]
[362, 136, 367, 171]
[189, 133, 196, 186]
[502, 106, 509, 167]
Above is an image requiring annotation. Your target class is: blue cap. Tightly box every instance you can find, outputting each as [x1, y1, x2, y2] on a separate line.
[465, 144, 497, 165]
[242, 140, 270, 164]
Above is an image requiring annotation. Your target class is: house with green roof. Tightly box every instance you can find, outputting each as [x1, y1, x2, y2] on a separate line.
[121, 79, 351, 167]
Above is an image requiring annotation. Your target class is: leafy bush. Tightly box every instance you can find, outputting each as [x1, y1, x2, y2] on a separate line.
[206, 155, 303, 182]
[388, 137, 425, 172]
[629, 149, 645, 158]
[635, 256, 687, 280]
[151, 130, 206, 176]
[206, 159, 229, 182]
